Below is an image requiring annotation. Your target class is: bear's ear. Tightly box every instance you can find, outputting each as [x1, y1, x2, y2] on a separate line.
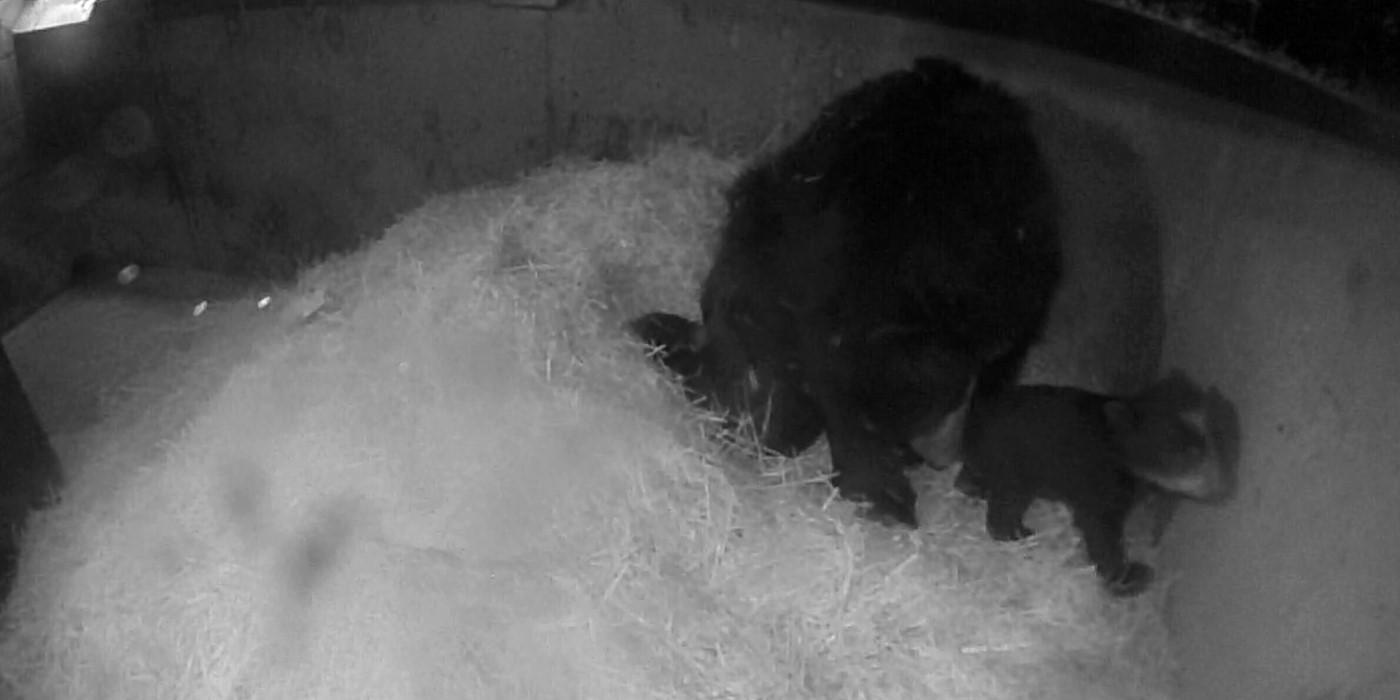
[1103, 400, 1139, 434]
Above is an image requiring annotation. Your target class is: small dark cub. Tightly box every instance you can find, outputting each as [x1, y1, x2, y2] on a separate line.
[956, 371, 1233, 596]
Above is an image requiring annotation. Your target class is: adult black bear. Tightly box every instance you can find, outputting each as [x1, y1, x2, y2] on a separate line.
[629, 57, 1062, 527]
[955, 371, 1234, 596]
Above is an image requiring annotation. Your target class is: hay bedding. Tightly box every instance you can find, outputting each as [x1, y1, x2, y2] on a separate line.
[0, 144, 1177, 699]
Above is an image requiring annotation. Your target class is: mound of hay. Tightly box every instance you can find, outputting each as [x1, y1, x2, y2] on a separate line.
[0, 144, 1179, 699]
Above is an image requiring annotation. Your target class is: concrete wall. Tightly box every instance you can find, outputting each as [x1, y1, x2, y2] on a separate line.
[1, 5, 163, 328]
[0, 27, 20, 188]
[7, 0, 1397, 697]
[977, 50, 1400, 699]
[130, 0, 875, 277]
[1150, 117, 1400, 700]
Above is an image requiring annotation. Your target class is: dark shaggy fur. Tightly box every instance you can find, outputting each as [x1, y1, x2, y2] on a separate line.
[955, 371, 1233, 596]
[629, 57, 1062, 527]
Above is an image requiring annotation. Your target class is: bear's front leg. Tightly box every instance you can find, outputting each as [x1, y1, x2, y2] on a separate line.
[825, 422, 919, 528]
[737, 366, 826, 458]
[985, 489, 1035, 541]
[954, 462, 989, 499]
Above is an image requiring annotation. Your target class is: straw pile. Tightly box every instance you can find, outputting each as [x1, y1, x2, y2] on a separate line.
[0, 144, 1179, 699]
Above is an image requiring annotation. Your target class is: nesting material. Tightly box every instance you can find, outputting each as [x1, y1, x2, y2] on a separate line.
[0, 144, 1179, 699]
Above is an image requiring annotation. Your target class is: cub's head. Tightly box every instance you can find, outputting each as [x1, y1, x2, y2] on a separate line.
[1105, 370, 1239, 502]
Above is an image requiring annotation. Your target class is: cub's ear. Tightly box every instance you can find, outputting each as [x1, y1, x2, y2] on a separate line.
[1103, 400, 1139, 434]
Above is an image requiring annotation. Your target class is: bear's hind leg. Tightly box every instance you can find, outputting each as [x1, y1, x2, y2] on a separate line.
[1071, 502, 1153, 596]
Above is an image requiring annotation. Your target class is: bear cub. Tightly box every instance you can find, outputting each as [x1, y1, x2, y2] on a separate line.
[955, 371, 1233, 596]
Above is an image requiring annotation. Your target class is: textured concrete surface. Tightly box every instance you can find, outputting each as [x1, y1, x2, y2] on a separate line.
[1149, 115, 1400, 700]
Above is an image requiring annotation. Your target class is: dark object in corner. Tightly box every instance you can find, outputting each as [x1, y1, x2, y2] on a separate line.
[0, 343, 62, 605]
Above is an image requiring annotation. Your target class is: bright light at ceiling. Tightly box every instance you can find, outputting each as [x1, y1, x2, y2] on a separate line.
[1, 0, 97, 34]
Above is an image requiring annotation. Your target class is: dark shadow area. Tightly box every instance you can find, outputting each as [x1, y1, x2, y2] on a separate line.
[0, 344, 61, 607]
[1018, 92, 1165, 396]
[799, 0, 1400, 162]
